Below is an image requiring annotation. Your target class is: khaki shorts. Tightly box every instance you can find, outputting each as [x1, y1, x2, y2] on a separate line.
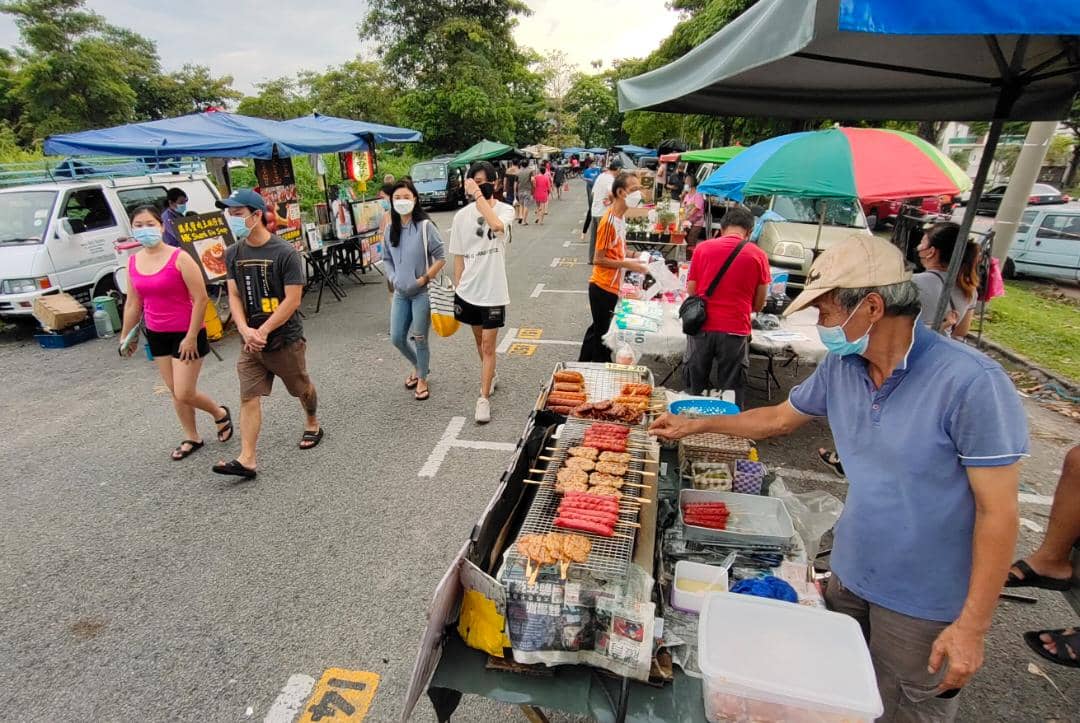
[237, 338, 312, 401]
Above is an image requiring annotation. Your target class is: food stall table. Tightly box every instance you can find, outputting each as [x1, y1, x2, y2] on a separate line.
[602, 303, 826, 391]
[626, 238, 686, 263]
[303, 242, 347, 312]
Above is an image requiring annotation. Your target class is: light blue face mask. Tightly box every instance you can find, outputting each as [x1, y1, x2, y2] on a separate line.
[176, 203, 188, 215]
[228, 214, 251, 240]
[379, 199, 391, 212]
[817, 298, 873, 357]
[132, 226, 163, 247]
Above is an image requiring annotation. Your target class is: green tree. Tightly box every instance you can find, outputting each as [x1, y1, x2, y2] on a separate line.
[236, 77, 313, 121]
[302, 57, 399, 124]
[565, 73, 621, 147]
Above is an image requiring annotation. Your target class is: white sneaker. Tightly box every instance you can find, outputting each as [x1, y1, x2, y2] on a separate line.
[475, 396, 491, 424]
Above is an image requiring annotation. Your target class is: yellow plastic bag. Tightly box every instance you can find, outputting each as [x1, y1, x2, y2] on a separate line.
[431, 309, 460, 338]
[458, 589, 510, 657]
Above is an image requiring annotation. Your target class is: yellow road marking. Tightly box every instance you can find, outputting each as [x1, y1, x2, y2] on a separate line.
[508, 343, 538, 356]
[517, 327, 544, 340]
[298, 668, 380, 722]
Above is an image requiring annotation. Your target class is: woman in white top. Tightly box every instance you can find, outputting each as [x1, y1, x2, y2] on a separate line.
[913, 222, 980, 339]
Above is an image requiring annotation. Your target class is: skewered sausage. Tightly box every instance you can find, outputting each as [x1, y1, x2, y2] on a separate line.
[554, 382, 584, 393]
[554, 371, 585, 384]
[554, 516, 615, 537]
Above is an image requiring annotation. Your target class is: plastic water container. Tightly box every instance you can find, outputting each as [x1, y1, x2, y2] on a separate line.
[699, 594, 883, 722]
[93, 308, 114, 338]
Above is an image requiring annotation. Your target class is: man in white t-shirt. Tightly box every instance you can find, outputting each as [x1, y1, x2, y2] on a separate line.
[588, 158, 621, 264]
[450, 161, 516, 424]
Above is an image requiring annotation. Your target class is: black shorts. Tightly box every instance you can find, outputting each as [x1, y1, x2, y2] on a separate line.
[145, 328, 210, 359]
[454, 294, 506, 329]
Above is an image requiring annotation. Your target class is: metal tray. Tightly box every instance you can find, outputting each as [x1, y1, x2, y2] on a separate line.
[679, 489, 795, 547]
[537, 362, 658, 430]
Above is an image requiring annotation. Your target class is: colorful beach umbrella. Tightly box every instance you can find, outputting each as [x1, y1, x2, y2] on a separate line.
[698, 127, 971, 202]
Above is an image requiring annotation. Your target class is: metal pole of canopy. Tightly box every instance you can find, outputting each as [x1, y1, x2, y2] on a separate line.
[931, 35, 1030, 332]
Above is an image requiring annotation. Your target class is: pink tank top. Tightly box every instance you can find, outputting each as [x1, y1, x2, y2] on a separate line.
[128, 249, 198, 333]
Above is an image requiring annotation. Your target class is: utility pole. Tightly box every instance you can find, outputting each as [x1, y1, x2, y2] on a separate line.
[990, 121, 1057, 262]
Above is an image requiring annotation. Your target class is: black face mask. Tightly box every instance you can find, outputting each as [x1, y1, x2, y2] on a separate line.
[478, 182, 495, 200]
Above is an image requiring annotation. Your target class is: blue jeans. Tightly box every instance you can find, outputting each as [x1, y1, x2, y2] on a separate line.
[390, 291, 431, 379]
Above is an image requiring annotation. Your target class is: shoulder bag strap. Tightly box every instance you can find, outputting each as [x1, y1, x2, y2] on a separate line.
[704, 239, 750, 298]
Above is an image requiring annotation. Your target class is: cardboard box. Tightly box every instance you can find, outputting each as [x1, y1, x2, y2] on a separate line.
[32, 293, 87, 331]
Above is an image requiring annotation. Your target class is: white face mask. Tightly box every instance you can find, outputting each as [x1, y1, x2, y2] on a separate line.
[625, 190, 643, 208]
[393, 199, 415, 216]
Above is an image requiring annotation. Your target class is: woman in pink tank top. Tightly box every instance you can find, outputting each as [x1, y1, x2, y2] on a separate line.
[118, 206, 233, 461]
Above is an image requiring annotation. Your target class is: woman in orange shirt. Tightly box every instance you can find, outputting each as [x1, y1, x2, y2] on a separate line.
[578, 172, 649, 362]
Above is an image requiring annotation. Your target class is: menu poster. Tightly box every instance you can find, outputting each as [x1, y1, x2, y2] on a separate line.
[305, 223, 323, 253]
[331, 198, 354, 240]
[352, 200, 385, 234]
[254, 156, 303, 247]
[175, 212, 235, 283]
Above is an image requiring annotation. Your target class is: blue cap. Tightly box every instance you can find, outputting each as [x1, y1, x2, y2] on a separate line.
[216, 188, 267, 213]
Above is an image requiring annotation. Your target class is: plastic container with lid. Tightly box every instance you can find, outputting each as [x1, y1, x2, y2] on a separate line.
[698, 593, 883, 723]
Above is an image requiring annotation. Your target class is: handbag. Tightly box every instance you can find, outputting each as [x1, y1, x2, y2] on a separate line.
[679, 239, 750, 335]
[421, 220, 460, 337]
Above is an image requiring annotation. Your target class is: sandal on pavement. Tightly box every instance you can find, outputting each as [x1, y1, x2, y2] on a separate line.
[405, 374, 419, 390]
[172, 440, 204, 461]
[1023, 628, 1080, 669]
[817, 448, 844, 477]
[214, 406, 233, 443]
[1006, 559, 1072, 591]
[415, 383, 430, 401]
[212, 459, 256, 479]
[299, 428, 324, 450]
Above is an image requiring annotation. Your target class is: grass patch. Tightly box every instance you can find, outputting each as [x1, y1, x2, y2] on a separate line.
[981, 281, 1080, 382]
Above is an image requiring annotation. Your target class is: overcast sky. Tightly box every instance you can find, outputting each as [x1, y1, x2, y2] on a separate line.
[0, 0, 681, 95]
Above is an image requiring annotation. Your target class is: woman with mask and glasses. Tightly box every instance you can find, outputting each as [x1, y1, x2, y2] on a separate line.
[118, 206, 232, 461]
[382, 180, 446, 401]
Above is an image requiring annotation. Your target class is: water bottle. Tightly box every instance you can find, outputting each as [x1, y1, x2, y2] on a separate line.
[93, 307, 114, 338]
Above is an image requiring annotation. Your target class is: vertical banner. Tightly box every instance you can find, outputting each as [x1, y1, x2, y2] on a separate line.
[254, 156, 303, 248]
[174, 212, 236, 283]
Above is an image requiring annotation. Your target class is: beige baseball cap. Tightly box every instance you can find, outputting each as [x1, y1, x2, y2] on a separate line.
[785, 234, 912, 316]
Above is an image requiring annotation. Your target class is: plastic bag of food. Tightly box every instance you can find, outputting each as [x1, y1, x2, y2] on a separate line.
[615, 344, 638, 366]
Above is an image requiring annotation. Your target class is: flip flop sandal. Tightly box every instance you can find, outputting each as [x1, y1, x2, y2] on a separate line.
[405, 375, 419, 390]
[172, 440, 204, 461]
[1023, 628, 1080, 669]
[1006, 559, 1072, 590]
[415, 387, 430, 401]
[212, 459, 257, 479]
[817, 448, 845, 477]
[299, 428, 324, 450]
[214, 405, 233, 443]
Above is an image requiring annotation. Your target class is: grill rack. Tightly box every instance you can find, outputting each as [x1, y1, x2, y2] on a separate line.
[540, 362, 660, 430]
[505, 417, 655, 581]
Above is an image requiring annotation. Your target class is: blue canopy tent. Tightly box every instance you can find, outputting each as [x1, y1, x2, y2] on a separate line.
[44, 111, 366, 159]
[613, 144, 655, 159]
[561, 147, 588, 157]
[282, 113, 422, 144]
[587, 147, 607, 155]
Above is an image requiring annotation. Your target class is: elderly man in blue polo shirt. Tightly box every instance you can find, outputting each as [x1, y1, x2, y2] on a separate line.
[651, 235, 1028, 722]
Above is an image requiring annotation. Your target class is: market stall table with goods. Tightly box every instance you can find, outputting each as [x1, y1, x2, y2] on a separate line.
[404, 362, 879, 723]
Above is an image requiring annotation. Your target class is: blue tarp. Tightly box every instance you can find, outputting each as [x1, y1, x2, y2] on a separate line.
[614, 144, 654, 157]
[44, 112, 366, 159]
[587, 148, 608, 154]
[282, 113, 421, 144]
[838, 0, 1080, 35]
[561, 147, 587, 157]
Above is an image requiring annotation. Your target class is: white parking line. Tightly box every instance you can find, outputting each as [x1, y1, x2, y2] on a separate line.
[1019, 492, 1054, 506]
[419, 416, 517, 478]
[264, 674, 316, 723]
[530, 283, 589, 298]
[495, 328, 518, 354]
[1020, 517, 1045, 534]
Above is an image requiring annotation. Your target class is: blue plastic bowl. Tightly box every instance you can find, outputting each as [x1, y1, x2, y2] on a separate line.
[669, 398, 741, 416]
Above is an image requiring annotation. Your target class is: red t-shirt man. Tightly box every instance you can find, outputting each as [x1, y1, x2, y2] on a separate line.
[684, 208, 770, 402]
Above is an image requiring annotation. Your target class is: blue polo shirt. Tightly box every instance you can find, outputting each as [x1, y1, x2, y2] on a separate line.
[789, 320, 1028, 622]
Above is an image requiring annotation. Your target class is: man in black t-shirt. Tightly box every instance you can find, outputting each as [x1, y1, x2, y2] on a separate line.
[212, 189, 323, 480]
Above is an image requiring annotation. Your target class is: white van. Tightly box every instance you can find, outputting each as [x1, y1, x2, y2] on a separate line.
[1007, 206, 1080, 282]
[0, 159, 220, 321]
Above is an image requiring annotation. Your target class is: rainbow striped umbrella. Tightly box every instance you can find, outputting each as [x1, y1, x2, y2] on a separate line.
[698, 127, 971, 202]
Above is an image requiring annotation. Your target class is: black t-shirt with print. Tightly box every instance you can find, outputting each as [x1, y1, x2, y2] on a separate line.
[226, 234, 305, 348]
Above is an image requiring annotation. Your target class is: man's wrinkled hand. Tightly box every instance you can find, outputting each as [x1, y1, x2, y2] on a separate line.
[928, 621, 985, 691]
[649, 413, 694, 441]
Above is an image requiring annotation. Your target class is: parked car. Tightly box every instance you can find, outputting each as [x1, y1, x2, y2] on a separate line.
[976, 183, 1069, 215]
[1004, 206, 1080, 282]
[0, 160, 220, 321]
[751, 195, 873, 291]
[410, 158, 466, 209]
[862, 196, 942, 230]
